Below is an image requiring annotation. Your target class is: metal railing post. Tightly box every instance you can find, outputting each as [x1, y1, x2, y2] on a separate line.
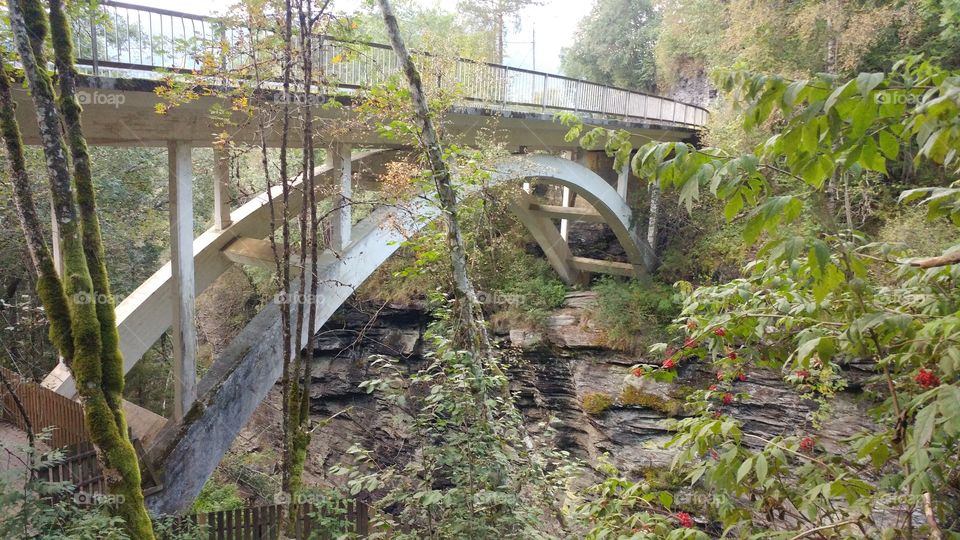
[89, 13, 99, 76]
[541, 73, 548, 113]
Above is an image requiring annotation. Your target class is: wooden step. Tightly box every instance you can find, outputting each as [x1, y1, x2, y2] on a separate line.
[570, 256, 640, 277]
[527, 202, 604, 223]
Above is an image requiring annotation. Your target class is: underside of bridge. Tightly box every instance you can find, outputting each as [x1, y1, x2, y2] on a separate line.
[10, 29, 703, 512]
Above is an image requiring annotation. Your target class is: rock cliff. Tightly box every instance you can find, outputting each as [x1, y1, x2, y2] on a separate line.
[230, 291, 871, 491]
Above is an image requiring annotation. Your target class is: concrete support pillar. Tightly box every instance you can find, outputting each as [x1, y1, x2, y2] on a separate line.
[560, 149, 586, 241]
[617, 158, 629, 200]
[213, 147, 232, 231]
[559, 186, 572, 241]
[168, 141, 197, 422]
[328, 143, 352, 250]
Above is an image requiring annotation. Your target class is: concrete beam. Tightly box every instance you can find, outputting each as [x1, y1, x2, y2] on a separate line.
[328, 143, 353, 250]
[213, 147, 232, 231]
[222, 237, 301, 272]
[509, 193, 586, 286]
[168, 141, 198, 422]
[570, 256, 641, 277]
[528, 202, 604, 223]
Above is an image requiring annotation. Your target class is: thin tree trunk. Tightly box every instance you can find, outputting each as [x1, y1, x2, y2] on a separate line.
[0, 55, 73, 359]
[278, 0, 295, 502]
[377, 0, 492, 356]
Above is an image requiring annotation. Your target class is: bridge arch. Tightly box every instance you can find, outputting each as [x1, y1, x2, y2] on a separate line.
[41, 150, 652, 513]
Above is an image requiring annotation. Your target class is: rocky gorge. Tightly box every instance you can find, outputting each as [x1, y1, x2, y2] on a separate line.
[225, 289, 874, 497]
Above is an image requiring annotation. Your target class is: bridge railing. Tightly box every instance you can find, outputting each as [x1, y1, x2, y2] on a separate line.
[63, 1, 707, 127]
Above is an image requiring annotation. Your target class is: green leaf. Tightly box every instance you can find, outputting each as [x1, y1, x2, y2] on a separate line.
[914, 405, 936, 449]
[736, 457, 753, 482]
[658, 490, 673, 510]
[855, 72, 884, 97]
[754, 453, 768, 483]
[878, 130, 899, 160]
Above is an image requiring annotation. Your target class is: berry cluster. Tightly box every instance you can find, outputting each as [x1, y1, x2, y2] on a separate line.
[676, 511, 694, 528]
[915, 368, 941, 389]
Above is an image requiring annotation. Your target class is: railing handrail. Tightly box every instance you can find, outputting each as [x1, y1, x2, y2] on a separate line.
[74, 1, 709, 125]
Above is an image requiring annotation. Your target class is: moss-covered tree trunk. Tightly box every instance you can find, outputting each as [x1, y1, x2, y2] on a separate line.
[5, 0, 155, 536]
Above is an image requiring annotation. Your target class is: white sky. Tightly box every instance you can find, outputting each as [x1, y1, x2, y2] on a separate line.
[123, 0, 594, 73]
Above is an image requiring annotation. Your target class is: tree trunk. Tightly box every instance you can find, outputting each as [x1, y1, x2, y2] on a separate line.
[377, 0, 492, 356]
[6, 0, 155, 536]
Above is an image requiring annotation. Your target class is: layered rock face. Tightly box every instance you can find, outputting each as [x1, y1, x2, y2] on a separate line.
[233, 292, 872, 487]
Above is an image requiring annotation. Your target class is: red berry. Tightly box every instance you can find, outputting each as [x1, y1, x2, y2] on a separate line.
[722, 393, 734, 405]
[712, 411, 722, 418]
[632, 367, 644, 377]
[709, 448, 719, 460]
[663, 359, 676, 369]
[737, 372, 746, 382]
[713, 327, 726, 337]
[716, 371, 725, 381]
[799, 436, 815, 452]
[796, 370, 810, 380]
[915, 369, 941, 389]
[676, 511, 694, 528]
[708, 384, 717, 391]
[684, 337, 697, 349]
[727, 350, 737, 360]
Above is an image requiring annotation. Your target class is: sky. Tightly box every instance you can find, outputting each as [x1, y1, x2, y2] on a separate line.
[122, 0, 594, 74]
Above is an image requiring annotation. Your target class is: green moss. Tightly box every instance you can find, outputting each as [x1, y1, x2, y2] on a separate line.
[582, 392, 614, 416]
[619, 386, 682, 417]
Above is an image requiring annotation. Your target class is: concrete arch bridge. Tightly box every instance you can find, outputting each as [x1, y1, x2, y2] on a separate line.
[10, 1, 707, 513]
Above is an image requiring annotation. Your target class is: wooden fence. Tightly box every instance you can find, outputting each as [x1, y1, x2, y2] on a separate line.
[0, 365, 161, 496]
[0, 365, 87, 449]
[188, 501, 370, 539]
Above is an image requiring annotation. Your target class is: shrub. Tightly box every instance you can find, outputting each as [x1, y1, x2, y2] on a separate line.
[588, 277, 679, 351]
[582, 392, 614, 416]
[191, 478, 244, 514]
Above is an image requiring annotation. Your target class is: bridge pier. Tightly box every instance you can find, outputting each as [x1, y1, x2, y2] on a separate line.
[617, 159, 630, 200]
[328, 143, 353, 250]
[167, 141, 198, 422]
[213, 146, 232, 231]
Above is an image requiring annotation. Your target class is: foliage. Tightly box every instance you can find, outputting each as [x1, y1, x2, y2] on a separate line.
[563, 54, 960, 537]
[456, 0, 541, 62]
[191, 477, 245, 514]
[587, 277, 680, 351]
[581, 391, 614, 416]
[573, 458, 708, 539]
[299, 486, 358, 540]
[333, 299, 577, 539]
[0, 449, 127, 539]
[560, 0, 660, 91]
